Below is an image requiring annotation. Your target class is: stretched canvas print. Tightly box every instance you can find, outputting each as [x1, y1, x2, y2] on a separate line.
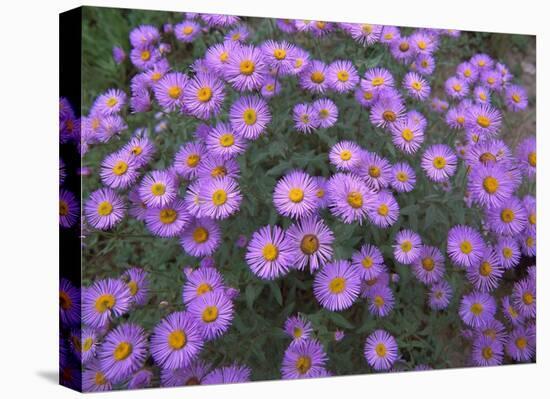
[59, 6, 536, 392]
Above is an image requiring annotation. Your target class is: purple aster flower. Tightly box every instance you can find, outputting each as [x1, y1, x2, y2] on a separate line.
[122, 136, 155, 167]
[456, 61, 479, 84]
[444, 76, 469, 99]
[501, 295, 525, 326]
[127, 369, 153, 390]
[459, 291, 496, 328]
[183, 181, 204, 218]
[465, 104, 502, 139]
[261, 40, 297, 75]
[100, 151, 139, 190]
[130, 89, 152, 113]
[390, 118, 424, 154]
[367, 190, 399, 228]
[470, 53, 494, 71]
[516, 136, 536, 180]
[229, 95, 271, 140]
[260, 76, 282, 98]
[357, 151, 393, 191]
[410, 31, 437, 54]
[153, 72, 188, 112]
[196, 155, 240, 181]
[364, 330, 398, 371]
[313, 260, 361, 311]
[273, 170, 318, 219]
[486, 196, 527, 236]
[97, 323, 148, 383]
[205, 122, 247, 160]
[412, 245, 445, 285]
[468, 164, 514, 209]
[129, 25, 159, 49]
[203, 364, 251, 385]
[362, 68, 394, 93]
[445, 106, 467, 129]
[80, 327, 98, 365]
[174, 141, 207, 180]
[334, 330, 345, 342]
[59, 279, 80, 327]
[512, 278, 536, 319]
[284, 315, 313, 341]
[311, 21, 335, 37]
[351, 244, 385, 280]
[174, 20, 201, 42]
[112, 46, 126, 64]
[430, 97, 450, 113]
[428, 280, 452, 310]
[367, 285, 395, 317]
[407, 109, 427, 130]
[355, 87, 379, 108]
[380, 25, 400, 44]
[447, 225, 486, 268]
[93, 114, 127, 143]
[189, 291, 233, 341]
[505, 84, 528, 111]
[122, 267, 149, 306]
[225, 44, 268, 92]
[414, 54, 436, 75]
[290, 47, 310, 75]
[495, 236, 521, 269]
[390, 162, 416, 193]
[369, 95, 406, 128]
[506, 326, 535, 362]
[521, 230, 536, 257]
[59, 189, 79, 229]
[313, 98, 338, 128]
[246, 225, 293, 280]
[465, 139, 513, 169]
[84, 188, 125, 230]
[393, 229, 422, 265]
[180, 217, 221, 257]
[205, 41, 239, 76]
[92, 88, 127, 116]
[299, 60, 329, 93]
[128, 187, 148, 221]
[161, 360, 211, 387]
[473, 85, 491, 104]
[523, 195, 536, 231]
[479, 68, 502, 91]
[466, 246, 503, 292]
[145, 199, 190, 237]
[326, 60, 359, 93]
[199, 176, 241, 220]
[475, 318, 507, 345]
[390, 36, 415, 61]
[287, 216, 334, 273]
[201, 14, 240, 28]
[292, 103, 319, 134]
[183, 267, 224, 304]
[150, 311, 204, 369]
[421, 144, 457, 183]
[139, 170, 177, 208]
[403, 72, 431, 101]
[471, 335, 504, 367]
[312, 176, 330, 209]
[327, 173, 376, 225]
[225, 25, 250, 43]
[83, 360, 112, 392]
[329, 140, 362, 171]
[346, 23, 382, 46]
[182, 73, 225, 119]
[82, 278, 132, 329]
[130, 46, 160, 70]
[281, 339, 328, 379]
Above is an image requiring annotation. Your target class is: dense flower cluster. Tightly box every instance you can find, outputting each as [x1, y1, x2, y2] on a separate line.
[59, 10, 535, 392]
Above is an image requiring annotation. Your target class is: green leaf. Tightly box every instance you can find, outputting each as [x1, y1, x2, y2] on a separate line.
[327, 312, 354, 329]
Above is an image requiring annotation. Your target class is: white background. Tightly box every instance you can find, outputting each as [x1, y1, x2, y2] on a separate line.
[0, 0, 546, 397]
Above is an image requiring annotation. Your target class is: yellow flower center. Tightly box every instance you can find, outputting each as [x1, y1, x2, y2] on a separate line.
[464, 69, 472, 77]
[59, 200, 69, 216]
[131, 146, 143, 155]
[460, 240, 472, 254]
[480, 261, 492, 276]
[528, 152, 536, 167]
[193, 227, 209, 244]
[183, 26, 194, 35]
[83, 337, 94, 352]
[523, 292, 534, 305]
[59, 291, 71, 310]
[347, 191, 363, 209]
[187, 154, 200, 167]
[316, 189, 325, 198]
[243, 108, 257, 125]
[482, 176, 499, 194]
[502, 247, 513, 259]
[482, 347, 493, 360]
[212, 189, 227, 206]
[512, 93, 521, 103]
[141, 50, 151, 61]
[168, 329, 187, 350]
[300, 234, 319, 255]
[265, 84, 275, 92]
[239, 60, 255, 75]
[167, 86, 182, 99]
[373, 295, 385, 308]
[479, 92, 487, 101]
[337, 70, 349, 82]
[151, 182, 166, 196]
[197, 283, 212, 295]
[384, 33, 394, 40]
[311, 71, 325, 84]
[399, 42, 409, 52]
[529, 213, 536, 226]
[296, 356, 312, 374]
[515, 337, 527, 349]
[219, 134, 235, 148]
[273, 48, 286, 60]
[293, 327, 302, 339]
[288, 188, 304, 203]
[219, 51, 229, 62]
[369, 166, 381, 178]
[231, 33, 240, 41]
[383, 111, 396, 122]
[329, 277, 346, 294]
[202, 306, 219, 322]
[470, 303, 483, 316]
[400, 240, 412, 253]
[375, 343, 387, 357]
[362, 256, 373, 269]
[263, 243, 279, 261]
[378, 204, 389, 216]
[340, 150, 352, 161]
[95, 372, 107, 386]
[364, 91, 374, 100]
[433, 156, 447, 169]
[476, 115, 491, 128]
[159, 208, 177, 224]
[127, 281, 138, 296]
[479, 152, 497, 163]
[106, 97, 118, 108]
[401, 128, 414, 142]
[113, 341, 133, 361]
[417, 40, 427, 50]
[211, 166, 227, 178]
[501, 208, 515, 223]
[197, 86, 212, 102]
[295, 58, 304, 68]
[412, 81, 422, 91]
[112, 160, 128, 176]
[422, 257, 435, 271]
[151, 72, 161, 82]
[396, 171, 408, 182]
[95, 293, 115, 313]
[371, 77, 384, 87]
[457, 116, 465, 124]
[97, 201, 113, 216]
